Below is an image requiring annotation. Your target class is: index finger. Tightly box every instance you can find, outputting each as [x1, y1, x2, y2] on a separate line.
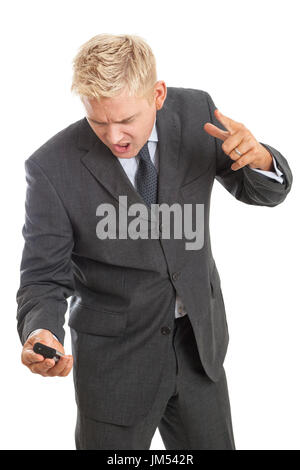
[214, 109, 239, 134]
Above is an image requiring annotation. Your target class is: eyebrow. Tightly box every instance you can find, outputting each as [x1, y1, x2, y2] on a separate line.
[87, 113, 138, 125]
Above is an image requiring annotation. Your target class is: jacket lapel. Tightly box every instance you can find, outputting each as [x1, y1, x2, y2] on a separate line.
[156, 102, 181, 206]
[78, 99, 181, 222]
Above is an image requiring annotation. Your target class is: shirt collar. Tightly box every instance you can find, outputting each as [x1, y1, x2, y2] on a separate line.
[148, 117, 158, 142]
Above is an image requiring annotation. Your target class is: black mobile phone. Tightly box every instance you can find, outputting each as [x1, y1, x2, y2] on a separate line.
[33, 342, 64, 362]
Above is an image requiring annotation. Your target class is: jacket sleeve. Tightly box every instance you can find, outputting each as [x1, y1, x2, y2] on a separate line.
[205, 92, 293, 206]
[16, 158, 75, 345]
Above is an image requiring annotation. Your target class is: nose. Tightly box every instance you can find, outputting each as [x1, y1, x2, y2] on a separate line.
[105, 126, 125, 145]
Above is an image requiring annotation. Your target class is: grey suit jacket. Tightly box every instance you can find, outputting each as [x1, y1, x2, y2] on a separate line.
[16, 87, 293, 426]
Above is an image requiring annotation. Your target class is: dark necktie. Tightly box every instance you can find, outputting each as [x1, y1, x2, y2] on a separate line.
[135, 141, 158, 207]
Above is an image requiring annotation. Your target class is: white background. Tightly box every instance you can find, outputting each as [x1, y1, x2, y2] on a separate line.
[1, 0, 299, 450]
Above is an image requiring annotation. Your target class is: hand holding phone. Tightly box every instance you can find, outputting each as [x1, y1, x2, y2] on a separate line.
[33, 342, 64, 363]
[21, 329, 73, 377]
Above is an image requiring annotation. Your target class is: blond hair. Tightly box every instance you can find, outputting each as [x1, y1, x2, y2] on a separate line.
[70, 33, 158, 105]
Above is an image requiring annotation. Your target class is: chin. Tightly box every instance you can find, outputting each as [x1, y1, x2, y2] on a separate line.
[117, 154, 135, 159]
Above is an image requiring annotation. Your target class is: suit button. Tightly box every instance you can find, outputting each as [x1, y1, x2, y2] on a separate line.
[161, 326, 171, 335]
[172, 272, 180, 281]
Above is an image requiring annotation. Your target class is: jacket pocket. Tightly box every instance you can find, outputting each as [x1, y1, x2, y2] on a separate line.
[68, 302, 127, 337]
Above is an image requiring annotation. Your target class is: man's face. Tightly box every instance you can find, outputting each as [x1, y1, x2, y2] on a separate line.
[81, 81, 167, 159]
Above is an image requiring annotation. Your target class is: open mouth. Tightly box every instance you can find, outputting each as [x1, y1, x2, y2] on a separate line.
[114, 143, 131, 153]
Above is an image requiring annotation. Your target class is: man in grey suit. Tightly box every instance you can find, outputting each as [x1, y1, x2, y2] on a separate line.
[17, 34, 293, 450]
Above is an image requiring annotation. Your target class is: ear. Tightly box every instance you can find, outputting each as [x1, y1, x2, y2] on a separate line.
[154, 81, 167, 110]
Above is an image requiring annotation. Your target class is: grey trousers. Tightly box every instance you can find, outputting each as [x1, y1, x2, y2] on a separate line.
[75, 314, 236, 450]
